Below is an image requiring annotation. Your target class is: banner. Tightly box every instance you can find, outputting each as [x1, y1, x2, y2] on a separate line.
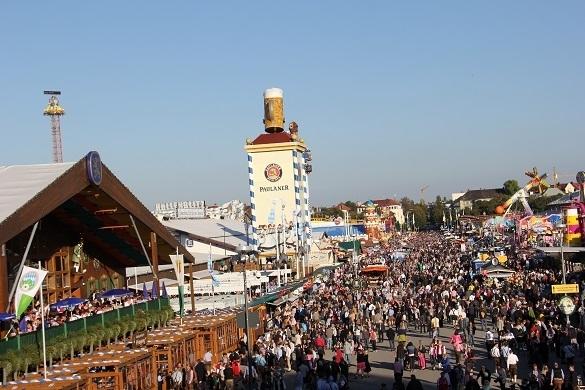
[15, 265, 48, 317]
[169, 253, 185, 316]
[207, 243, 220, 287]
[169, 254, 185, 286]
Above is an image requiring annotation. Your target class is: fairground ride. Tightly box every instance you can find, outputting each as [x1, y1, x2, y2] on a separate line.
[495, 168, 550, 217]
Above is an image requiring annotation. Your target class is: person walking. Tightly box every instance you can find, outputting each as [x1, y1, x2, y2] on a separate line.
[387, 325, 396, 351]
[550, 362, 565, 390]
[343, 339, 353, 366]
[506, 350, 519, 385]
[394, 357, 405, 388]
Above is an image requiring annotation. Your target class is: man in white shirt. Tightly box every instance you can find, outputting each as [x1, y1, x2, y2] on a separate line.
[507, 351, 519, 384]
[203, 350, 213, 373]
[491, 344, 501, 369]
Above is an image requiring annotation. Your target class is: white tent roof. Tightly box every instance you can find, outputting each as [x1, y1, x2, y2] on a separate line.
[162, 218, 249, 248]
[0, 162, 75, 224]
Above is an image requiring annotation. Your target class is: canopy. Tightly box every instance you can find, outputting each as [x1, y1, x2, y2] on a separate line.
[0, 312, 15, 321]
[99, 288, 134, 299]
[339, 240, 361, 252]
[50, 297, 88, 310]
[361, 265, 389, 274]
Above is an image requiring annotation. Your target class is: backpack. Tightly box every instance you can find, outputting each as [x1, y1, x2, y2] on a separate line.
[438, 376, 449, 390]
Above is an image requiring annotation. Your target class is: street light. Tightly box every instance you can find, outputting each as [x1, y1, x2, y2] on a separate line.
[558, 224, 567, 283]
[238, 244, 258, 376]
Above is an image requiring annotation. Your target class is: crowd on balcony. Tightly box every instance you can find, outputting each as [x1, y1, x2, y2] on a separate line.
[9, 289, 156, 336]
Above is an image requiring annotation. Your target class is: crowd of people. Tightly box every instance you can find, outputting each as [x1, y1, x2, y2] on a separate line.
[147, 230, 585, 390]
[11, 289, 153, 335]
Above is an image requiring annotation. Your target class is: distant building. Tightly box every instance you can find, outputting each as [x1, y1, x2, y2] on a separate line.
[451, 192, 465, 202]
[453, 189, 504, 211]
[154, 200, 245, 221]
[357, 198, 404, 225]
[336, 203, 352, 212]
[154, 201, 206, 219]
[556, 182, 583, 194]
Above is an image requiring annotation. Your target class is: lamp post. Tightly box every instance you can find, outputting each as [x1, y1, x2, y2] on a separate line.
[558, 223, 567, 283]
[239, 244, 257, 382]
[557, 223, 573, 327]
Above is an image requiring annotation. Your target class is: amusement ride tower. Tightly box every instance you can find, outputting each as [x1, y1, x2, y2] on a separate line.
[43, 91, 65, 163]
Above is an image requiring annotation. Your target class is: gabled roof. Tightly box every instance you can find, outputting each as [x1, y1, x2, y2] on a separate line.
[455, 189, 504, 202]
[547, 191, 582, 206]
[372, 199, 400, 207]
[0, 152, 194, 269]
[251, 132, 293, 145]
[162, 218, 249, 252]
[336, 203, 352, 211]
[0, 163, 75, 225]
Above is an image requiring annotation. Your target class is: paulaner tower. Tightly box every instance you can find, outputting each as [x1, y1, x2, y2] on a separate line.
[245, 88, 312, 277]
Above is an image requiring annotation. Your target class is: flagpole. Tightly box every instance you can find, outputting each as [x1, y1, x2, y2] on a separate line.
[208, 243, 215, 316]
[38, 261, 47, 380]
[177, 246, 183, 326]
[134, 267, 138, 290]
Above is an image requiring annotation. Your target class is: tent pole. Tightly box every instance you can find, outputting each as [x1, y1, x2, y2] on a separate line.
[129, 215, 156, 278]
[6, 222, 39, 311]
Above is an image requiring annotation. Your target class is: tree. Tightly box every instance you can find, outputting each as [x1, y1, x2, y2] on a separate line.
[430, 196, 446, 226]
[412, 202, 428, 228]
[343, 201, 357, 210]
[528, 194, 563, 213]
[503, 180, 521, 196]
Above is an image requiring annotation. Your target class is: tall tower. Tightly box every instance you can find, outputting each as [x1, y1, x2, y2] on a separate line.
[43, 91, 65, 163]
[245, 88, 312, 274]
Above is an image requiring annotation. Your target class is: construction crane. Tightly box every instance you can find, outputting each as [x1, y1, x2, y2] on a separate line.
[420, 185, 429, 200]
[43, 91, 65, 163]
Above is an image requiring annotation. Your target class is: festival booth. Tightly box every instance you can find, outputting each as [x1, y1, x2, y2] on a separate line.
[59, 347, 153, 390]
[519, 214, 561, 247]
[7, 347, 155, 390]
[1, 376, 86, 390]
[482, 264, 515, 280]
[360, 265, 389, 286]
[147, 326, 196, 385]
[148, 304, 267, 376]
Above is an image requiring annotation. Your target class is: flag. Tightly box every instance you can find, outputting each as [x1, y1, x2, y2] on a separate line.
[161, 281, 169, 299]
[169, 252, 185, 317]
[151, 280, 159, 299]
[15, 265, 48, 317]
[207, 243, 220, 286]
[142, 282, 148, 300]
[19, 317, 27, 333]
[206, 243, 213, 274]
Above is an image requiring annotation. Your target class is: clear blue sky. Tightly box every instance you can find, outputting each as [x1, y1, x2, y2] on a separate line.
[1, 2, 583, 207]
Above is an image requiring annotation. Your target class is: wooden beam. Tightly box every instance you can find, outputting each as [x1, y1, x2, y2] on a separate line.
[189, 263, 195, 313]
[0, 244, 7, 310]
[99, 166, 194, 264]
[150, 232, 159, 297]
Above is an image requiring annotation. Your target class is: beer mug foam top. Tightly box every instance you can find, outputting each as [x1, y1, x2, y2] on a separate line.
[263, 88, 283, 99]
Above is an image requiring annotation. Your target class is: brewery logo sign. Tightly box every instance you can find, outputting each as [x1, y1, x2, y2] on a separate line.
[264, 163, 283, 182]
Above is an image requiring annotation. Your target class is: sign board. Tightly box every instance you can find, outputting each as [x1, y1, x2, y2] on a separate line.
[558, 296, 576, 315]
[552, 284, 579, 294]
[133, 330, 148, 348]
[237, 311, 260, 329]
